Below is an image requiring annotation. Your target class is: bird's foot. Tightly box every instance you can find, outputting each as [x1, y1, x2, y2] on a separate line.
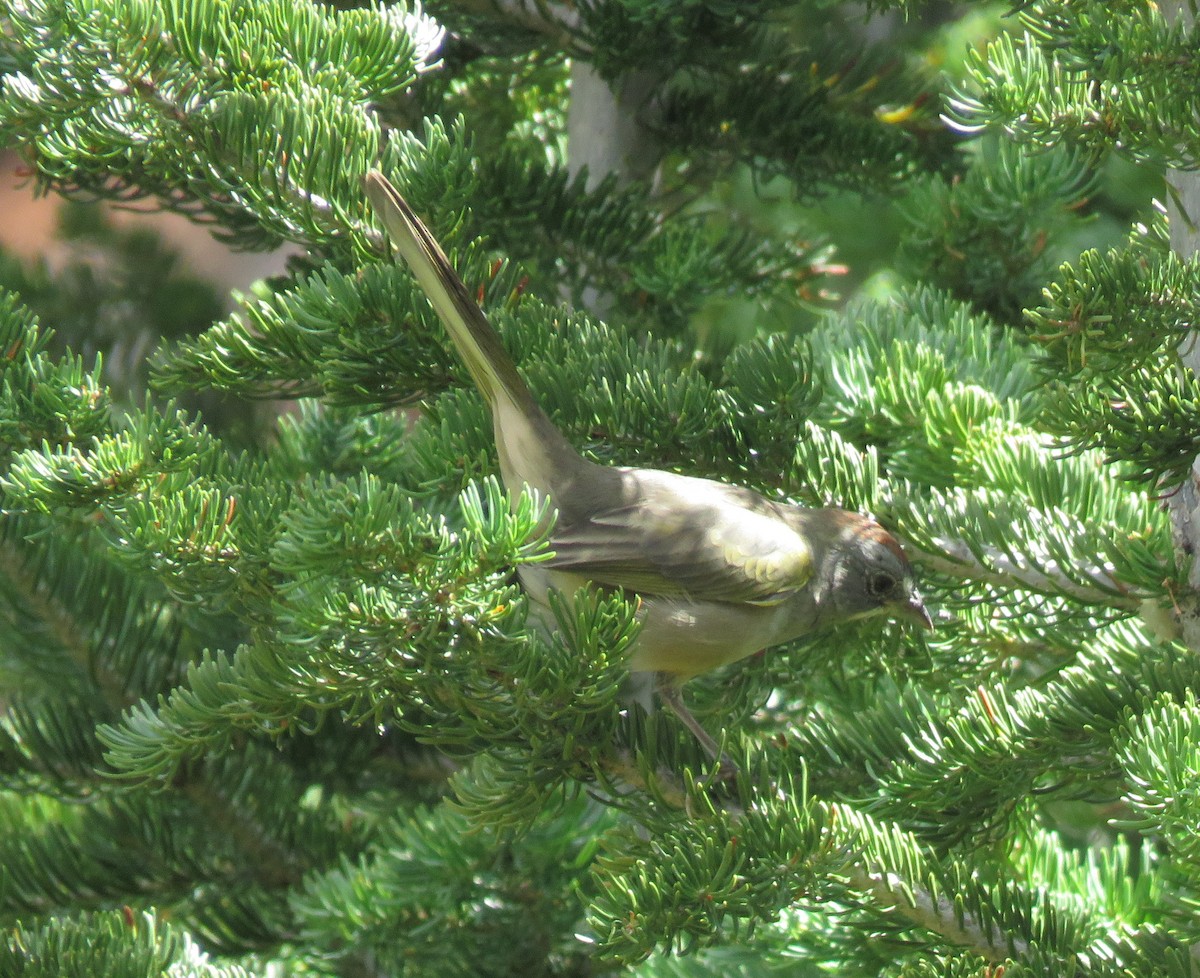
[656, 678, 738, 781]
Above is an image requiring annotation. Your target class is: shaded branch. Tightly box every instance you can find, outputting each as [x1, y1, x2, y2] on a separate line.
[447, 0, 584, 51]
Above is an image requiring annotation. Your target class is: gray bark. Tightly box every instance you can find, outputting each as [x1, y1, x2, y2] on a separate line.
[1162, 0, 1200, 645]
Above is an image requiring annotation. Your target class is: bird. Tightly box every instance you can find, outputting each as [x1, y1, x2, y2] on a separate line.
[364, 170, 931, 763]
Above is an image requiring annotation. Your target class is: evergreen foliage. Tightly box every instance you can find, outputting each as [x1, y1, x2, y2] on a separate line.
[0, 1, 1197, 976]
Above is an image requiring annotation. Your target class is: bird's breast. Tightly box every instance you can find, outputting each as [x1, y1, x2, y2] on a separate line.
[517, 568, 821, 680]
[628, 595, 814, 679]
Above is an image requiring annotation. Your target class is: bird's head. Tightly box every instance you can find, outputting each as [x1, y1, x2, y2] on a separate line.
[817, 513, 932, 629]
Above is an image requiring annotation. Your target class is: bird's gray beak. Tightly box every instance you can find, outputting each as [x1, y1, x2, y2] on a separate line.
[895, 592, 934, 630]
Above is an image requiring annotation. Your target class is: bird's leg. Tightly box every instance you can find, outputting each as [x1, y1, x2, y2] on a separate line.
[656, 676, 737, 778]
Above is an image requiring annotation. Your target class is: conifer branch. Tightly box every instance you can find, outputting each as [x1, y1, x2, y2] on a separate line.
[0, 537, 125, 706]
[177, 773, 305, 892]
[841, 865, 1012, 962]
[2, 1, 1198, 973]
[921, 535, 1144, 611]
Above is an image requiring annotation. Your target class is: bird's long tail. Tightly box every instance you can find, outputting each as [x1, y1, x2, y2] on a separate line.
[364, 171, 539, 418]
[365, 171, 581, 498]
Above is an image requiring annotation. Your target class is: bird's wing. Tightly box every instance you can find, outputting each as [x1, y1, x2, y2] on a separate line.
[545, 474, 813, 605]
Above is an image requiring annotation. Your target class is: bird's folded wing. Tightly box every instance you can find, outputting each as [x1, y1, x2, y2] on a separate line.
[545, 494, 813, 605]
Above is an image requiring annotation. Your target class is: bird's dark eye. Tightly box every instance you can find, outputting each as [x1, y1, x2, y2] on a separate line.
[867, 572, 897, 598]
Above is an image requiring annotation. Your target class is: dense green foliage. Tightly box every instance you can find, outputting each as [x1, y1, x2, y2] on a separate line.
[0, 1, 1196, 976]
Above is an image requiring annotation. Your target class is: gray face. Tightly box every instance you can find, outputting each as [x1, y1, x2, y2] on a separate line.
[829, 539, 920, 623]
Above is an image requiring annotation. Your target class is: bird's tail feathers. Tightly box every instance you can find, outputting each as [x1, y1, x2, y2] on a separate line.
[364, 171, 536, 417]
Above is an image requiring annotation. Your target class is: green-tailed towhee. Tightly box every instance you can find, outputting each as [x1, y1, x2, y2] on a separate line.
[364, 171, 931, 761]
